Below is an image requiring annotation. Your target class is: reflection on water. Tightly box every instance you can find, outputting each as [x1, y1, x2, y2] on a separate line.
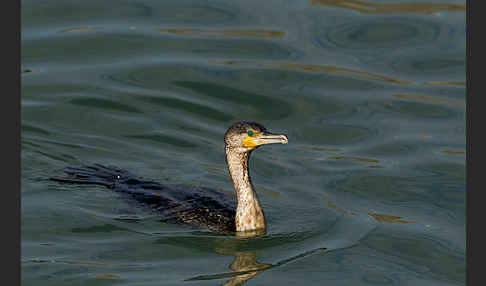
[440, 150, 466, 155]
[327, 156, 380, 163]
[157, 28, 286, 39]
[327, 200, 359, 216]
[94, 273, 120, 279]
[224, 252, 272, 286]
[327, 199, 415, 224]
[186, 251, 273, 286]
[311, 0, 466, 14]
[22, 258, 130, 267]
[425, 81, 467, 86]
[392, 93, 465, 107]
[185, 238, 328, 285]
[61, 27, 96, 33]
[212, 60, 414, 84]
[368, 213, 415, 224]
[298, 146, 342, 152]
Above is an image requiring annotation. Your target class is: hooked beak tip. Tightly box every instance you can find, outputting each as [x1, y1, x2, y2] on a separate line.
[281, 134, 288, 144]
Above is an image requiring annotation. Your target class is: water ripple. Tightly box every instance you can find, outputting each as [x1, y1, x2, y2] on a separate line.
[310, 0, 466, 15]
[156, 28, 286, 39]
[212, 60, 414, 85]
[317, 17, 440, 50]
[172, 81, 293, 120]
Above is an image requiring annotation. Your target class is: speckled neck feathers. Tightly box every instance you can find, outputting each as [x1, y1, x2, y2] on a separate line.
[225, 146, 266, 233]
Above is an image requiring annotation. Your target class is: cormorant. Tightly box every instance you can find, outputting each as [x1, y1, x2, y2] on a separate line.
[50, 121, 288, 235]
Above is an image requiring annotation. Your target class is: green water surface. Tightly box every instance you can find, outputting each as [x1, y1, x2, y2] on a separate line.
[21, 0, 466, 285]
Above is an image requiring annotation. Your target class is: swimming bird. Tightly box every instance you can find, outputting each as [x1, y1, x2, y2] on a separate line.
[50, 121, 288, 235]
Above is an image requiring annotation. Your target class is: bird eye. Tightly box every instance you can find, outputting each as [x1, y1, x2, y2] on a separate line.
[247, 130, 254, 137]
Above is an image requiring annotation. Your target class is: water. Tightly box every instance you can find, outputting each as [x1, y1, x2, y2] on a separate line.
[21, 0, 466, 285]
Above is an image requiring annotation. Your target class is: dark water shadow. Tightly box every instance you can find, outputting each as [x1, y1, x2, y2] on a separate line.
[172, 81, 293, 120]
[136, 95, 234, 122]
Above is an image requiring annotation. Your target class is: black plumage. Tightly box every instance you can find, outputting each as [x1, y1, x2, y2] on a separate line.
[51, 163, 237, 233]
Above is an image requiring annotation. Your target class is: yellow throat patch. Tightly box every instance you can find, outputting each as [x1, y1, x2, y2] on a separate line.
[243, 130, 261, 149]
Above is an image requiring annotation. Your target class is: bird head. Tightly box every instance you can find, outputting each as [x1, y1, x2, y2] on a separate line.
[224, 121, 288, 153]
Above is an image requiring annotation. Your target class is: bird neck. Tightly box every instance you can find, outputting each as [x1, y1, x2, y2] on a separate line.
[225, 147, 266, 233]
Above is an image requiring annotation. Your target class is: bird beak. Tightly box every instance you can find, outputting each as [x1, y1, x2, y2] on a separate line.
[253, 132, 288, 146]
